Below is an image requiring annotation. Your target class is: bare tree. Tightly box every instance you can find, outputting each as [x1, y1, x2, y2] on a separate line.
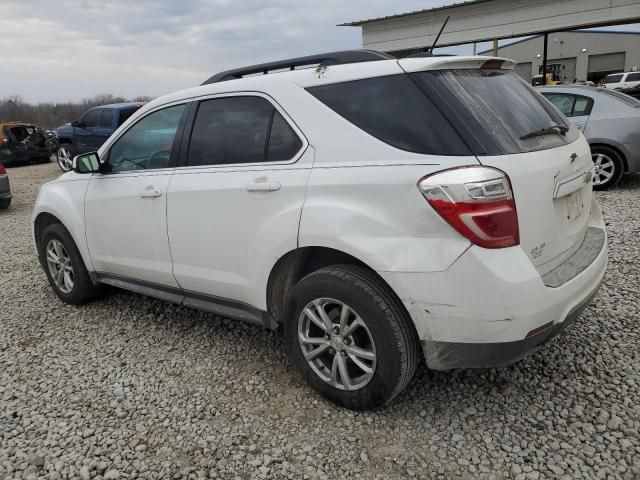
[0, 94, 153, 129]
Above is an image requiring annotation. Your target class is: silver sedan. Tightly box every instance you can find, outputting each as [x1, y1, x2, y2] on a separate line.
[537, 85, 640, 189]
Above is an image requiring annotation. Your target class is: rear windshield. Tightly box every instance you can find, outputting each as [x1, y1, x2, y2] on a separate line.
[308, 70, 578, 156]
[604, 74, 624, 83]
[598, 88, 640, 107]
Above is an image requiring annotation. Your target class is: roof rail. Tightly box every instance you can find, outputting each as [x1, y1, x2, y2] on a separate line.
[201, 49, 394, 85]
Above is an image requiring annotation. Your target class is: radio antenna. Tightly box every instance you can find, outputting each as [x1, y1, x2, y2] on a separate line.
[428, 16, 450, 53]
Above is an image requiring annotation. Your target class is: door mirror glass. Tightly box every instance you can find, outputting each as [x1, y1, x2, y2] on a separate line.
[71, 120, 80, 127]
[73, 152, 101, 174]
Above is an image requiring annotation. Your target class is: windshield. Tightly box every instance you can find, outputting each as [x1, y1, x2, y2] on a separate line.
[411, 70, 579, 155]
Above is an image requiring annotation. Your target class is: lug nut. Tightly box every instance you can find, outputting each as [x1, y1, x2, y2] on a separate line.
[344, 338, 351, 346]
[340, 350, 347, 357]
[332, 326, 340, 335]
[329, 348, 335, 355]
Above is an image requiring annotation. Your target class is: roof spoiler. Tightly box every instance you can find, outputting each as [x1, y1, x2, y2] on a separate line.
[201, 49, 394, 85]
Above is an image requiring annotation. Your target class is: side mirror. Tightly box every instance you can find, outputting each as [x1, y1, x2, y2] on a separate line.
[71, 120, 80, 127]
[73, 152, 101, 174]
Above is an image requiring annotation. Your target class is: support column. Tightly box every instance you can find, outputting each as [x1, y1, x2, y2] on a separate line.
[542, 32, 549, 85]
[492, 38, 498, 56]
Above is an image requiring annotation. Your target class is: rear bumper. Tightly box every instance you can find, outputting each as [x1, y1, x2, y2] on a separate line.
[420, 279, 601, 369]
[379, 199, 607, 370]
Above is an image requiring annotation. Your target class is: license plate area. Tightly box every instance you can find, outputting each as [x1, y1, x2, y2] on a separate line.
[565, 190, 584, 222]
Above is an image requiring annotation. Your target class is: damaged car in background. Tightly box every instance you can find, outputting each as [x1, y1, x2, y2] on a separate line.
[0, 163, 12, 209]
[0, 122, 51, 166]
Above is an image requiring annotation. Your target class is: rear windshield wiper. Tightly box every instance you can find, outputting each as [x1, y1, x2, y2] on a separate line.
[520, 123, 569, 140]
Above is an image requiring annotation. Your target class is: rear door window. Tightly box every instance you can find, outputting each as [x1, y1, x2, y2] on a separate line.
[187, 96, 302, 166]
[544, 94, 574, 116]
[307, 75, 469, 156]
[542, 93, 593, 117]
[100, 110, 114, 128]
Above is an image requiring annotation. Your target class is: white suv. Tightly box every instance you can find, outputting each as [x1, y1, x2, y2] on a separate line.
[602, 71, 640, 90]
[33, 51, 607, 410]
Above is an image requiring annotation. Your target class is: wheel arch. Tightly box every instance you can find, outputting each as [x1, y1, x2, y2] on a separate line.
[589, 142, 628, 172]
[266, 246, 413, 331]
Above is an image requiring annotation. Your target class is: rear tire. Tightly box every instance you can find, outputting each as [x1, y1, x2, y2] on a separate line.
[284, 264, 420, 410]
[0, 198, 10, 210]
[39, 223, 100, 304]
[592, 146, 623, 190]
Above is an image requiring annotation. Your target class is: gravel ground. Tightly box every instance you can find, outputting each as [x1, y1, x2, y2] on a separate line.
[0, 161, 638, 480]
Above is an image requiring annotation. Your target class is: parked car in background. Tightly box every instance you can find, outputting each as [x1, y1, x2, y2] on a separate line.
[538, 85, 640, 189]
[620, 85, 640, 100]
[55, 103, 144, 171]
[602, 71, 640, 90]
[0, 164, 11, 209]
[0, 122, 51, 166]
[33, 52, 607, 410]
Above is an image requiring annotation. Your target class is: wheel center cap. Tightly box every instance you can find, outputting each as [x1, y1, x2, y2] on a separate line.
[330, 335, 344, 351]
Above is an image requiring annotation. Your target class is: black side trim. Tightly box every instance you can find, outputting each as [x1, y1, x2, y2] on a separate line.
[96, 273, 276, 329]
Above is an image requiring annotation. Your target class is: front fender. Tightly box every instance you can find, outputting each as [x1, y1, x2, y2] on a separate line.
[32, 177, 93, 272]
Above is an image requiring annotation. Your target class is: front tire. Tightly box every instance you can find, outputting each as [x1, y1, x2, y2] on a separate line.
[592, 146, 623, 190]
[285, 265, 420, 410]
[56, 145, 74, 172]
[39, 223, 100, 304]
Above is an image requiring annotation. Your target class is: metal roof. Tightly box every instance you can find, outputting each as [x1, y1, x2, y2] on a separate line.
[338, 0, 493, 27]
[477, 29, 640, 54]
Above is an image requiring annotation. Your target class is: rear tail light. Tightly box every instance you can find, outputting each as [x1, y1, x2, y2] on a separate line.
[418, 166, 519, 249]
[0, 165, 6, 175]
[0, 137, 8, 144]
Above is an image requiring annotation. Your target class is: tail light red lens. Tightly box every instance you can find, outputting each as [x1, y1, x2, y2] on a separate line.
[0, 165, 6, 175]
[418, 167, 519, 249]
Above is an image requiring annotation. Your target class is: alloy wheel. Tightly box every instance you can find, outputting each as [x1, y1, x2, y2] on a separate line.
[592, 153, 615, 186]
[298, 298, 377, 391]
[46, 239, 74, 294]
[57, 147, 73, 171]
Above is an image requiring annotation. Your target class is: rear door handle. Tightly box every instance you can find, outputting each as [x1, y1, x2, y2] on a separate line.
[140, 188, 162, 198]
[245, 181, 281, 192]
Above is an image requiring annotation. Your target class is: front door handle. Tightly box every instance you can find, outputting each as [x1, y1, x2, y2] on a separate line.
[140, 188, 162, 198]
[245, 181, 281, 192]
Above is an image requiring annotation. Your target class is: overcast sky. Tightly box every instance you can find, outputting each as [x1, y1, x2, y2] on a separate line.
[1, 1, 638, 103]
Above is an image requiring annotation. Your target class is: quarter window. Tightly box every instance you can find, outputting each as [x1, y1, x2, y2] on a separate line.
[307, 75, 469, 156]
[187, 96, 302, 166]
[626, 72, 640, 82]
[106, 104, 186, 172]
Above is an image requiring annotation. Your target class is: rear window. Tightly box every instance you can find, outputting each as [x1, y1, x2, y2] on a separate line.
[605, 74, 624, 83]
[411, 70, 578, 155]
[598, 88, 640, 107]
[307, 75, 470, 156]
